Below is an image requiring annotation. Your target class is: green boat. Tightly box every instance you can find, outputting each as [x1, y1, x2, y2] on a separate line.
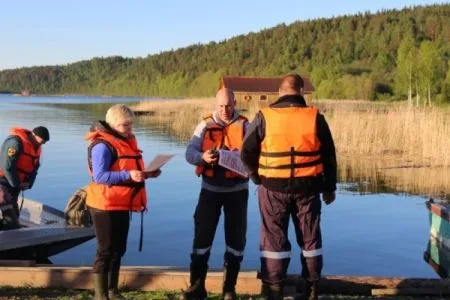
[424, 199, 450, 278]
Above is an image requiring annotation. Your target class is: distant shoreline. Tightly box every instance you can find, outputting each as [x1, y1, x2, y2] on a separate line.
[0, 92, 151, 99]
[0, 92, 196, 101]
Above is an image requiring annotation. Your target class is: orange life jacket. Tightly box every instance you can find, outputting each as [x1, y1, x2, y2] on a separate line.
[195, 114, 247, 179]
[258, 107, 323, 178]
[0, 127, 41, 184]
[84, 129, 147, 212]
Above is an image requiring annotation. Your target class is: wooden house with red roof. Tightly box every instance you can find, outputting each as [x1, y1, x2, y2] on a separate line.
[219, 76, 315, 103]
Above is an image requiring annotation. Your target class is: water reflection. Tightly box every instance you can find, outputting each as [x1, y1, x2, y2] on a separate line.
[424, 239, 450, 278]
[423, 199, 450, 278]
[339, 158, 450, 201]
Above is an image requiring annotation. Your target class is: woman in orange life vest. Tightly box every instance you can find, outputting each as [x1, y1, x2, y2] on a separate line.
[0, 126, 49, 230]
[85, 104, 161, 300]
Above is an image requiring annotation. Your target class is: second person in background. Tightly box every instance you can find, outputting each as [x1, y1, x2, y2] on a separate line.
[181, 88, 249, 300]
[241, 74, 337, 300]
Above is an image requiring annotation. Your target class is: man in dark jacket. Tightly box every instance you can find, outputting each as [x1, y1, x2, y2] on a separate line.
[0, 126, 50, 230]
[241, 74, 337, 300]
[182, 88, 249, 300]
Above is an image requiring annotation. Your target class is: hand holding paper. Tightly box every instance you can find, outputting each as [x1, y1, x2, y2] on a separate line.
[145, 169, 162, 179]
[130, 170, 145, 182]
[217, 150, 248, 177]
[202, 149, 218, 164]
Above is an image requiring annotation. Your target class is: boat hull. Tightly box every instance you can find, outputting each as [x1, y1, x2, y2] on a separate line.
[0, 198, 95, 263]
[424, 200, 450, 278]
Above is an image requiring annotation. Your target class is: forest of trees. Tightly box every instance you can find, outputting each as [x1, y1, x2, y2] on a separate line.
[0, 4, 449, 103]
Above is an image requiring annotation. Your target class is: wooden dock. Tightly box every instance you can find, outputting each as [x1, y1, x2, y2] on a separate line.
[0, 265, 450, 296]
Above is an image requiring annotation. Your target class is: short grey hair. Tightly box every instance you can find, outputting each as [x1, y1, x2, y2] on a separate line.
[105, 104, 134, 127]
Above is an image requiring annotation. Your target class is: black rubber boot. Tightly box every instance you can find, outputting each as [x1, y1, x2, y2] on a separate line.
[222, 261, 240, 300]
[180, 255, 208, 300]
[223, 291, 237, 300]
[93, 273, 109, 300]
[303, 280, 318, 300]
[108, 270, 126, 300]
[179, 274, 208, 300]
[262, 282, 284, 300]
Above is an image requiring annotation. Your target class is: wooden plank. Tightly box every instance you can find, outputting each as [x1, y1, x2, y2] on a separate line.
[0, 266, 261, 294]
[1, 266, 450, 295]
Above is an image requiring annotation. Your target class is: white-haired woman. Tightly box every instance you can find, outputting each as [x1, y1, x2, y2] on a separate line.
[85, 104, 160, 300]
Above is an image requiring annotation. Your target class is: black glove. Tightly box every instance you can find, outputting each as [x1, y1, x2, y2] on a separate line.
[210, 149, 219, 159]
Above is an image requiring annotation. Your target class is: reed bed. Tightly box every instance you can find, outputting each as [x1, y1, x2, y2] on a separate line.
[132, 98, 450, 198]
[133, 97, 262, 141]
[327, 106, 450, 167]
[339, 157, 450, 200]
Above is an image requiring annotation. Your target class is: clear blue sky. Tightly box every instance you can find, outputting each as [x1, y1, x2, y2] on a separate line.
[0, 0, 443, 70]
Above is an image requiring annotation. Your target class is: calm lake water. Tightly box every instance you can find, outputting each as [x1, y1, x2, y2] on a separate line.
[0, 94, 437, 278]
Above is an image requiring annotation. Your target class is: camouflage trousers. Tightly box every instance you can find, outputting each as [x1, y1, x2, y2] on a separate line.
[0, 183, 20, 230]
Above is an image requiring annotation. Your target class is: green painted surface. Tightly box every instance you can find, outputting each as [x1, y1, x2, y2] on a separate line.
[429, 210, 450, 244]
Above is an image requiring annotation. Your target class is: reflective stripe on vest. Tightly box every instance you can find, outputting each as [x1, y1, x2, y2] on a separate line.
[258, 107, 323, 178]
[0, 128, 41, 184]
[195, 114, 247, 179]
[84, 130, 147, 212]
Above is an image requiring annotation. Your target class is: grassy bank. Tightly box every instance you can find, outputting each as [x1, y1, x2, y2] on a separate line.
[1, 287, 448, 300]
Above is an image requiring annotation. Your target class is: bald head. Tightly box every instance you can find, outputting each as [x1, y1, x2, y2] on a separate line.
[216, 88, 236, 122]
[279, 74, 304, 97]
[216, 88, 235, 101]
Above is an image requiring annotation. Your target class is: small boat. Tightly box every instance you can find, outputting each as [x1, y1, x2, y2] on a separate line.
[424, 199, 450, 278]
[0, 198, 94, 263]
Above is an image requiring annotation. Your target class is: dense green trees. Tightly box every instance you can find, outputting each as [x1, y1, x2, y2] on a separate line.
[0, 4, 448, 102]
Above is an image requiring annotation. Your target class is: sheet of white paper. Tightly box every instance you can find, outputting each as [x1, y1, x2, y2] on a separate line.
[218, 150, 248, 177]
[145, 154, 175, 172]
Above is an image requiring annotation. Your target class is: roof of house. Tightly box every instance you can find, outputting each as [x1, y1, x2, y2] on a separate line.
[220, 76, 315, 93]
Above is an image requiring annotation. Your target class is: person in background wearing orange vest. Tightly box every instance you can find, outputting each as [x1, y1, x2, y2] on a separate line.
[241, 74, 337, 300]
[181, 88, 249, 300]
[85, 104, 161, 300]
[0, 126, 50, 230]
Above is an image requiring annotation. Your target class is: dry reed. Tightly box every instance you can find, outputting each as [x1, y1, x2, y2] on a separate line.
[339, 157, 450, 200]
[133, 97, 262, 140]
[327, 106, 450, 167]
[132, 98, 450, 198]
